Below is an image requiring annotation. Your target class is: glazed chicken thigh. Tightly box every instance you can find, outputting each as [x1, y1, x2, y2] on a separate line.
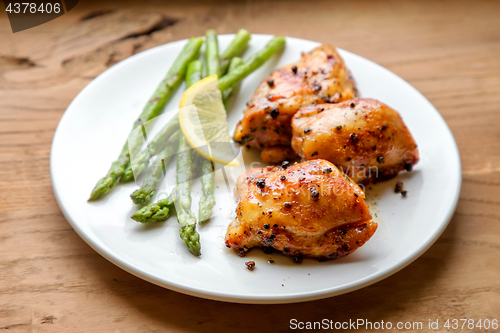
[225, 160, 377, 260]
[291, 98, 419, 184]
[233, 44, 357, 162]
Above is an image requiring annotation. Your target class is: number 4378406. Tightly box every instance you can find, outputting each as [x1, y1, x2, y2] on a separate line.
[444, 319, 498, 330]
[5, 2, 61, 14]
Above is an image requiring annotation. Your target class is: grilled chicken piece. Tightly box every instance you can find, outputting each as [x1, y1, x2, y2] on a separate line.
[291, 98, 419, 184]
[225, 160, 377, 260]
[234, 44, 357, 150]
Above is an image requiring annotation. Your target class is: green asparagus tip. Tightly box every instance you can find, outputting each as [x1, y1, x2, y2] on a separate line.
[88, 176, 115, 201]
[131, 206, 169, 224]
[130, 198, 175, 223]
[237, 28, 250, 35]
[198, 218, 210, 225]
[131, 206, 170, 223]
[180, 224, 201, 256]
[217, 35, 286, 92]
[130, 188, 155, 205]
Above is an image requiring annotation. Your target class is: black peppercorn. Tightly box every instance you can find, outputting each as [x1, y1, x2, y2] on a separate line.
[304, 128, 312, 134]
[377, 156, 386, 164]
[395, 181, 403, 193]
[404, 162, 413, 172]
[280, 175, 286, 181]
[291, 65, 298, 74]
[282, 161, 290, 169]
[284, 202, 292, 209]
[350, 102, 355, 108]
[245, 261, 255, 271]
[325, 167, 332, 173]
[256, 179, 266, 188]
[293, 254, 303, 263]
[267, 78, 274, 87]
[336, 125, 342, 130]
[264, 224, 270, 229]
[350, 133, 358, 142]
[311, 188, 319, 199]
[270, 108, 279, 117]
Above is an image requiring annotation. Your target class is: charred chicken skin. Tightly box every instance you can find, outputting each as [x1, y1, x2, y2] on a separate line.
[234, 44, 357, 154]
[225, 160, 377, 260]
[291, 98, 419, 184]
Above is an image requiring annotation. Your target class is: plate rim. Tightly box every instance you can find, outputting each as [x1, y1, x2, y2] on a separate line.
[50, 34, 462, 304]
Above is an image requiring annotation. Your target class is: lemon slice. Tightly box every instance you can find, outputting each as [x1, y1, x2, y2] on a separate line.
[179, 75, 238, 166]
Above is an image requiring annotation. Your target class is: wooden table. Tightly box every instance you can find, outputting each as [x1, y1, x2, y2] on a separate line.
[1, 0, 499, 331]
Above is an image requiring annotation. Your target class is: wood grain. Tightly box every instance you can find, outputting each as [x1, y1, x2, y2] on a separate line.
[1, 0, 499, 332]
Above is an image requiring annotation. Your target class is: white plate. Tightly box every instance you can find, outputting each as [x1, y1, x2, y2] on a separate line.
[50, 35, 461, 304]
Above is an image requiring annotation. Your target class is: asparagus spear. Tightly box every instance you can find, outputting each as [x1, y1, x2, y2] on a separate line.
[131, 197, 175, 223]
[218, 35, 286, 92]
[198, 159, 215, 223]
[130, 131, 180, 204]
[89, 37, 203, 201]
[176, 134, 200, 256]
[205, 30, 221, 77]
[121, 118, 180, 183]
[219, 29, 251, 76]
[222, 57, 244, 111]
[196, 30, 221, 223]
[185, 60, 205, 179]
[186, 60, 203, 87]
[175, 60, 204, 255]
[190, 152, 205, 179]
